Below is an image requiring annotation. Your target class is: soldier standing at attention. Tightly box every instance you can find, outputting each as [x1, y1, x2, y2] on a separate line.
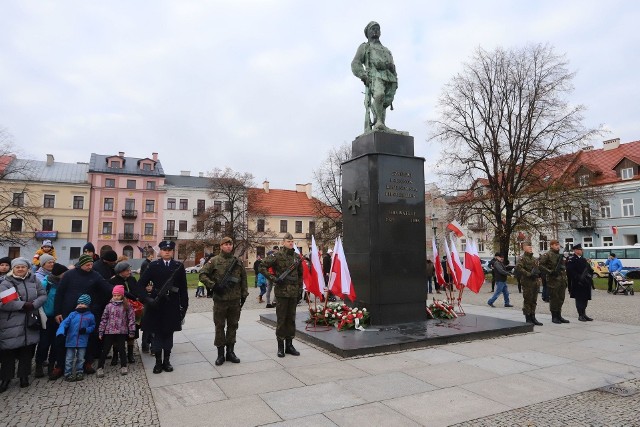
[138, 240, 188, 374]
[260, 233, 303, 358]
[515, 242, 543, 326]
[199, 237, 247, 366]
[539, 239, 570, 324]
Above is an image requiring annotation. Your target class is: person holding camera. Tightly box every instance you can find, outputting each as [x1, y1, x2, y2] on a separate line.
[515, 242, 543, 326]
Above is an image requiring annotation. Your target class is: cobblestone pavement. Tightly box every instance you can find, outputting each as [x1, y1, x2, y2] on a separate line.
[453, 377, 640, 427]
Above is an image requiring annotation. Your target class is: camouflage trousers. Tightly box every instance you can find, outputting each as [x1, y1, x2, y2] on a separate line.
[213, 299, 241, 347]
[275, 297, 297, 340]
[548, 283, 567, 312]
[521, 282, 539, 315]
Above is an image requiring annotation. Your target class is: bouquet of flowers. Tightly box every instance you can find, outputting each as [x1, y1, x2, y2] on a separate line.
[426, 299, 458, 319]
[307, 302, 370, 331]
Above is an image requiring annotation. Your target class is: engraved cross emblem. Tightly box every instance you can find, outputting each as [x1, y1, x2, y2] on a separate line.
[348, 191, 361, 215]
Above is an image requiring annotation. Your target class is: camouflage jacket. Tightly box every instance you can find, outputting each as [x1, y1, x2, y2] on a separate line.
[515, 252, 539, 286]
[259, 247, 303, 298]
[538, 249, 567, 288]
[199, 252, 248, 301]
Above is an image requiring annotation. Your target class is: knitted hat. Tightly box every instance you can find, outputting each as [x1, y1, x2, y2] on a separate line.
[77, 294, 91, 305]
[83, 242, 96, 253]
[42, 240, 53, 248]
[78, 254, 94, 267]
[39, 254, 55, 266]
[114, 261, 131, 274]
[51, 263, 69, 277]
[102, 250, 118, 262]
[0, 256, 11, 266]
[11, 257, 30, 268]
[112, 285, 125, 296]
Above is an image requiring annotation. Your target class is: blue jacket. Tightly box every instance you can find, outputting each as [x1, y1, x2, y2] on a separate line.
[56, 310, 96, 348]
[605, 257, 623, 274]
[257, 273, 267, 287]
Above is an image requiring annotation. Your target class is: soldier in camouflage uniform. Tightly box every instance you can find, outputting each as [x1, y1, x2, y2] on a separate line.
[515, 242, 543, 326]
[199, 237, 248, 365]
[538, 239, 570, 324]
[259, 233, 303, 358]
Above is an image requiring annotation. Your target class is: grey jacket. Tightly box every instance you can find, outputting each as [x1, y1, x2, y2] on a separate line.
[0, 271, 47, 350]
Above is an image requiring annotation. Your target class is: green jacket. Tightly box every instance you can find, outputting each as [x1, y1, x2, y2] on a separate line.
[199, 252, 248, 301]
[515, 252, 539, 286]
[539, 249, 567, 288]
[259, 247, 303, 298]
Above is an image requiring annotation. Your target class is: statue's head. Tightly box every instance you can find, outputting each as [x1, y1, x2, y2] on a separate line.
[364, 21, 380, 39]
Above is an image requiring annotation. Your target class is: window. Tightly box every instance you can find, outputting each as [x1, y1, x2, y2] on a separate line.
[12, 193, 24, 207]
[69, 247, 81, 261]
[460, 238, 467, 252]
[105, 178, 115, 188]
[622, 198, 634, 217]
[125, 199, 135, 210]
[539, 234, 548, 252]
[295, 221, 302, 234]
[214, 221, 221, 232]
[110, 160, 121, 168]
[562, 211, 571, 222]
[144, 223, 154, 236]
[309, 221, 315, 235]
[196, 221, 204, 232]
[124, 223, 134, 234]
[142, 163, 152, 171]
[581, 206, 591, 226]
[126, 179, 136, 189]
[145, 200, 155, 212]
[167, 198, 176, 210]
[179, 220, 188, 232]
[44, 194, 55, 208]
[578, 174, 589, 186]
[10, 218, 22, 231]
[564, 238, 574, 252]
[602, 236, 614, 247]
[71, 220, 82, 232]
[73, 196, 84, 209]
[477, 240, 485, 252]
[146, 181, 156, 190]
[256, 246, 265, 258]
[600, 202, 611, 218]
[8, 247, 20, 259]
[257, 219, 265, 232]
[196, 200, 205, 215]
[166, 220, 175, 231]
[102, 222, 113, 235]
[179, 199, 188, 210]
[214, 201, 222, 212]
[621, 167, 634, 180]
[103, 198, 114, 211]
[583, 237, 593, 247]
[42, 219, 54, 231]
[224, 201, 232, 211]
[280, 220, 288, 233]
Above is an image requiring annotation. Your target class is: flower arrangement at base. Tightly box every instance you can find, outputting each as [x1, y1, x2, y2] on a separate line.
[426, 299, 458, 319]
[307, 302, 370, 331]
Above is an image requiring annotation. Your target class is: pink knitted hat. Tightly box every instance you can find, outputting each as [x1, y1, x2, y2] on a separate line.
[112, 285, 125, 296]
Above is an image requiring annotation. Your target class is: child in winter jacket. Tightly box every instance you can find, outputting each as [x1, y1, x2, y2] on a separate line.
[97, 285, 135, 377]
[32, 240, 57, 270]
[56, 294, 96, 382]
[257, 273, 267, 303]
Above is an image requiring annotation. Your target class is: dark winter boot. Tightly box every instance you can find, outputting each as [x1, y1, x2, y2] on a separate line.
[226, 344, 240, 363]
[215, 346, 226, 366]
[583, 312, 593, 321]
[277, 339, 285, 358]
[35, 363, 45, 378]
[524, 314, 533, 324]
[558, 311, 570, 323]
[531, 315, 543, 326]
[551, 311, 561, 324]
[127, 345, 136, 364]
[162, 352, 174, 372]
[285, 338, 300, 356]
[153, 352, 164, 374]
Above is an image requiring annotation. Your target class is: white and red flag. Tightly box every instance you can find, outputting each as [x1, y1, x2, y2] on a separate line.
[442, 237, 459, 288]
[305, 236, 326, 298]
[0, 287, 19, 304]
[432, 237, 446, 286]
[449, 234, 469, 288]
[446, 220, 464, 238]
[464, 238, 485, 293]
[328, 237, 356, 302]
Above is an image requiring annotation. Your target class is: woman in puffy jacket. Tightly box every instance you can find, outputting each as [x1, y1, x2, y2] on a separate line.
[0, 258, 47, 393]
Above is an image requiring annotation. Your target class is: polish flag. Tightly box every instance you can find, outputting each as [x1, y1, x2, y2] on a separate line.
[305, 236, 326, 298]
[446, 220, 464, 238]
[0, 287, 19, 304]
[432, 237, 446, 286]
[449, 234, 469, 288]
[328, 237, 356, 302]
[465, 238, 485, 293]
[612, 226, 618, 235]
[443, 237, 459, 288]
[294, 243, 309, 292]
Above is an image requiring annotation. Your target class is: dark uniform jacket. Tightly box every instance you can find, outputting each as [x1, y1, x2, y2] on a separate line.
[54, 268, 112, 319]
[199, 252, 248, 302]
[137, 259, 188, 334]
[259, 247, 303, 298]
[515, 252, 539, 286]
[566, 255, 593, 301]
[539, 250, 567, 288]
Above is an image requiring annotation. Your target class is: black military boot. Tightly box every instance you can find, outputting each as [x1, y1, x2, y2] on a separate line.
[153, 352, 163, 374]
[162, 352, 174, 372]
[35, 363, 45, 378]
[531, 315, 543, 326]
[0, 380, 9, 393]
[583, 311, 593, 321]
[524, 314, 533, 324]
[551, 311, 561, 324]
[226, 344, 240, 363]
[277, 339, 285, 358]
[215, 346, 225, 366]
[558, 311, 570, 323]
[285, 338, 300, 356]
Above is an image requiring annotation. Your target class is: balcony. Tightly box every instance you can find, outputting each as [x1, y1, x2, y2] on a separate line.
[467, 222, 487, 232]
[570, 220, 594, 230]
[164, 229, 178, 239]
[118, 233, 139, 242]
[193, 208, 205, 217]
[121, 209, 138, 219]
[35, 230, 58, 240]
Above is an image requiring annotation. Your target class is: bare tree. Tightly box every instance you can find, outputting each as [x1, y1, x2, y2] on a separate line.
[0, 127, 40, 246]
[430, 44, 603, 257]
[311, 143, 349, 248]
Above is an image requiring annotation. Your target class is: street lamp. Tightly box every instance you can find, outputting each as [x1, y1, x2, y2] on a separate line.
[431, 213, 438, 244]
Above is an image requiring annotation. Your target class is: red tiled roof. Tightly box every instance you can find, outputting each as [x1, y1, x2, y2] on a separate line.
[248, 188, 340, 218]
[569, 140, 640, 186]
[0, 154, 15, 174]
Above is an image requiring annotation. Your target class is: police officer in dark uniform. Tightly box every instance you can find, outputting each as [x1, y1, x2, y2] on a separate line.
[566, 244, 594, 322]
[138, 240, 188, 374]
[259, 233, 303, 358]
[199, 237, 248, 366]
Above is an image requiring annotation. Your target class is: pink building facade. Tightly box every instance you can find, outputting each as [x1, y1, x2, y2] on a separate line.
[88, 152, 165, 259]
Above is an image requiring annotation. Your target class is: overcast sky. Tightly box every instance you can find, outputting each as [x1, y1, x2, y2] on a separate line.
[1, 1, 638, 190]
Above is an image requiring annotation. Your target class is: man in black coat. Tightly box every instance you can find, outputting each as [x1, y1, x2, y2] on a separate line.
[92, 250, 117, 280]
[566, 244, 594, 322]
[137, 240, 188, 374]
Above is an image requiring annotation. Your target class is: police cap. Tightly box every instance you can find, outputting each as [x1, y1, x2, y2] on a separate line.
[159, 240, 176, 250]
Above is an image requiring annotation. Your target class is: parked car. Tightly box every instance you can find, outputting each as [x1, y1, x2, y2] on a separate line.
[480, 259, 493, 274]
[185, 265, 202, 274]
[589, 260, 609, 278]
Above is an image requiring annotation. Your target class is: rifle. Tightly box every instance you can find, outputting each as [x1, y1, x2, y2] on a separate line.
[211, 257, 239, 296]
[275, 256, 301, 284]
[153, 260, 184, 304]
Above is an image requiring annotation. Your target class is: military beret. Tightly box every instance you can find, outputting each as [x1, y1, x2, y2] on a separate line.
[522, 241, 532, 246]
[283, 232, 294, 240]
[364, 21, 380, 36]
[220, 236, 233, 246]
[159, 240, 176, 250]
